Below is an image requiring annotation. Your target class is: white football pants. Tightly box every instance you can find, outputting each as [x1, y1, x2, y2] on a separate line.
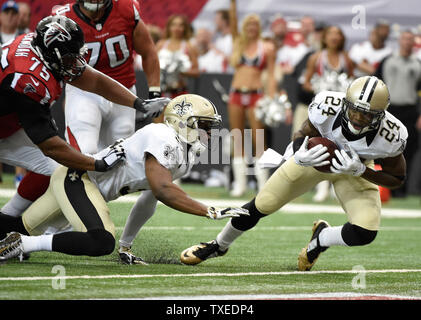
[64, 84, 137, 154]
[0, 129, 59, 175]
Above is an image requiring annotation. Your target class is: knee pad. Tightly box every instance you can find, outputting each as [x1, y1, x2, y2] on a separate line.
[86, 229, 115, 256]
[341, 223, 377, 246]
[231, 198, 267, 231]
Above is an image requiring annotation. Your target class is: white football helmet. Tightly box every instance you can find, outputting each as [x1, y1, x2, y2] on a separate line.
[342, 76, 389, 135]
[164, 94, 222, 155]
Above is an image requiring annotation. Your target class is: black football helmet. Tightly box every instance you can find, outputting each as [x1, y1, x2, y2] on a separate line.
[31, 15, 87, 82]
[77, 0, 112, 13]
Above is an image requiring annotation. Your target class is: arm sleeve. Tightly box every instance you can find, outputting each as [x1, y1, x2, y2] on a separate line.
[119, 190, 157, 248]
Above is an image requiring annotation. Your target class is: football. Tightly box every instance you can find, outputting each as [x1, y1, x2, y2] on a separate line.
[307, 137, 339, 173]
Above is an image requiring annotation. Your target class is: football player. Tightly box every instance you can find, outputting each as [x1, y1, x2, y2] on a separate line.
[53, 0, 161, 154]
[180, 76, 407, 271]
[0, 14, 169, 221]
[0, 94, 248, 262]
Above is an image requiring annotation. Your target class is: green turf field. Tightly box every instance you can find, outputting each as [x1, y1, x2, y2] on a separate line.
[0, 175, 420, 300]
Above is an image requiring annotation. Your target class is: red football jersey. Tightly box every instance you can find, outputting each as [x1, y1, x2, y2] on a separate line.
[53, 0, 141, 88]
[0, 33, 63, 138]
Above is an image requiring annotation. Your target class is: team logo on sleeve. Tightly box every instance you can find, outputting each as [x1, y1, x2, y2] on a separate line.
[23, 83, 37, 94]
[163, 144, 176, 161]
[174, 99, 192, 117]
[43, 21, 72, 48]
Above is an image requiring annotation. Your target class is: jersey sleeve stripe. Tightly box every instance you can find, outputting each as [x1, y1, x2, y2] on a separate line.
[10, 73, 23, 89]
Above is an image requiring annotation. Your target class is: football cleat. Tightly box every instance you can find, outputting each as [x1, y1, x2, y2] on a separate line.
[298, 220, 330, 271]
[0, 232, 24, 262]
[180, 240, 228, 265]
[118, 246, 148, 265]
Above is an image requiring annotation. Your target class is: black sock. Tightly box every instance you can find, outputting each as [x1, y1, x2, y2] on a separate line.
[52, 229, 115, 257]
[231, 199, 266, 231]
[0, 212, 29, 239]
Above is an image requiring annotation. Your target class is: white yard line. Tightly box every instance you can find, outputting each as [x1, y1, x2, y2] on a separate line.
[1, 269, 421, 282]
[1, 189, 420, 218]
[114, 225, 421, 231]
[113, 196, 421, 218]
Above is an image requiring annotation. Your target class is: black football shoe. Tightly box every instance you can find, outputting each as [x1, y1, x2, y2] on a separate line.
[118, 246, 148, 265]
[298, 220, 330, 271]
[180, 240, 228, 265]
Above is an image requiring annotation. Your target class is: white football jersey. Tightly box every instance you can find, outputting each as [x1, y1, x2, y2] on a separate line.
[307, 91, 408, 160]
[87, 123, 194, 202]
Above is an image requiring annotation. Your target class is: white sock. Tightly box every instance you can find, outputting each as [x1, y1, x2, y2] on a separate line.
[216, 220, 244, 251]
[318, 226, 348, 247]
[1, 193, 32, 217]
[21, 235, 53, 253]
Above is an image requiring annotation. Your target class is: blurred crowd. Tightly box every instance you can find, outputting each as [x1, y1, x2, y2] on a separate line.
[136, 2, 421, 199]
[1, 0, 421, 199]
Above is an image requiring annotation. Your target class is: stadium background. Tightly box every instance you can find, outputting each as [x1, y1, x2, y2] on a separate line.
[0, 0, 421, 302]
[1, 0, 421, 193]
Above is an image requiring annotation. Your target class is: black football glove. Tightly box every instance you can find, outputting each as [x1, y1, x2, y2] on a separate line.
[134, 97, 170, 119]
[94, 139, 126, 172]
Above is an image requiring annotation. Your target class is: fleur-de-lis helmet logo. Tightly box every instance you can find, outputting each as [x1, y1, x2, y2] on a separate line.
[43, 21, 72, 48]
[174, 98, 192, 117]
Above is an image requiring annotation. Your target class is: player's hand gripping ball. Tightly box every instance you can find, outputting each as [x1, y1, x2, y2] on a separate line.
[307, 137, 339, 173]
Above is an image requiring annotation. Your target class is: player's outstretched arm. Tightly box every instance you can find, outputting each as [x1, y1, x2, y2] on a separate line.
[71, 65, 137, 107]
[70, 65, 170, 118]
[145, 153, 248, 219]
[38, 136, 125, 172]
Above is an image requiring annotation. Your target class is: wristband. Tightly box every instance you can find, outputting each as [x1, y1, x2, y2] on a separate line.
[133, 97, 146, 112]
[94, 159, 107, 172]
[148, 86, 162, 99]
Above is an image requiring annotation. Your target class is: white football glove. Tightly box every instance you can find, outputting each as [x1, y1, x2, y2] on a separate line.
[330, 145, 366, 176]
[294, 136, 330, 167]
[206, 207, 249, 220]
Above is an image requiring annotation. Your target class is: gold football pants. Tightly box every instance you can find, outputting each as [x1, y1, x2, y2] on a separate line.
[22, 166, 115, 236]
[255, 157, 381, 230]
